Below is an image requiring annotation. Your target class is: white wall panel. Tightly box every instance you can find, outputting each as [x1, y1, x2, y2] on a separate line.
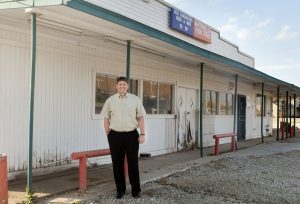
[85, 0, 254, 67]
[0, 42, 30, 172]
[0, 22, 181, 173]
[0, 16, 265, 175]
[140, 118, 176, 156]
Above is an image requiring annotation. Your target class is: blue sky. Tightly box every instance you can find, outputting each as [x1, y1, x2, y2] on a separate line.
[165, 0, 300, 86]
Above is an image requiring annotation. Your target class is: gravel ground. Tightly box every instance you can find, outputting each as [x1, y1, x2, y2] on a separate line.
[86, 150, 300, 204]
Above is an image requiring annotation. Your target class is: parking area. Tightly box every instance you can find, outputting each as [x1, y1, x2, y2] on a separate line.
[8, 136, 300, 203]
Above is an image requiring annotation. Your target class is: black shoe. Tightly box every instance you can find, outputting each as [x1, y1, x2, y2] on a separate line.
[132, 192, 141, 198]
[116, 192, 125, 199]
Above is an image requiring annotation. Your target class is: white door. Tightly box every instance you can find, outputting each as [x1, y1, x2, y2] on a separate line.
[177, 87, 197, 150]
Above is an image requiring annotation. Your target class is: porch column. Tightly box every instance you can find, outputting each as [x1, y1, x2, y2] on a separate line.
[126, 40, 131, 87]
[261, 83, 264, 143]
[286, 91, 289, 138]
[294, 94, 296, 137]
[26, 8, 37, 190]
[199, 63, 204, 157]
[233, 75, 238, 133]
[276, 87, 280, 141]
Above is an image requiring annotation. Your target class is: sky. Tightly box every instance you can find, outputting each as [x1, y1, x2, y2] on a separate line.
[164, 0, 300, 87]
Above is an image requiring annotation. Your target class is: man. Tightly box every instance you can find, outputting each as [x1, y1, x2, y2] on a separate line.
[101, 76, 146, 199]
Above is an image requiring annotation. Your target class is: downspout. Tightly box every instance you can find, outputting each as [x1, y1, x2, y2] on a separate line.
[233, 75, 238, 133]
[289, 96, 292, 138]
[261, 83, 264, 143]
[199, 63, 204, 157]
[294, 94, 296, 137]
[276, 87, 280, 141]
[126, 40, 131, 87]
[25, 8, 38, 190]
[286, 91, 289, 138]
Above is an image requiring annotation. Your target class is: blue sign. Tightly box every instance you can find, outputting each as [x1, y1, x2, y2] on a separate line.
[169, 8, 193, 36]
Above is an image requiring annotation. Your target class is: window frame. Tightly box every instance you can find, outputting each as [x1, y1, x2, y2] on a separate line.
[142, 80, 175, 115]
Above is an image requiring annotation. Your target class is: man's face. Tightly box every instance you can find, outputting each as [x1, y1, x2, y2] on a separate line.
[116, 80, 128, 95]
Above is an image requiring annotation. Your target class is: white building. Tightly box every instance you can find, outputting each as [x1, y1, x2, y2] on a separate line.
[0, 0, 299, 180]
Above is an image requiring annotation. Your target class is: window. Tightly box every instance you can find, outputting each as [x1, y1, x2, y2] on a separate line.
[256, 94, 266, 117]
[95, 74, 138, 114]
[219, 93, 227, 115]
[203, 90, 217, 115]
[219, 93, 234, 115]
[159, 84, 172, 114]
[143, 81, 173, 114]
[227, 94, 233, 115]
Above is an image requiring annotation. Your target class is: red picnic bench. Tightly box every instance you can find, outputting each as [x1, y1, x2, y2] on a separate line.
[213, 133, 237, 155]
[71, 149, 128, 193]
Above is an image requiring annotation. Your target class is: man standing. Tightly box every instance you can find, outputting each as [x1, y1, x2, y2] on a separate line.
[101, 76, 146, 199]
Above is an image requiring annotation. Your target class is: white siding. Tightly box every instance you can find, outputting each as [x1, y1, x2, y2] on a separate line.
[201, 74, 273, 146]
[0, 41, 30, 172]
[0, 16, 269, 175]
[140, 118, 176, 156]
[0, 21, 192, 173]
[84, 0, 254, 67]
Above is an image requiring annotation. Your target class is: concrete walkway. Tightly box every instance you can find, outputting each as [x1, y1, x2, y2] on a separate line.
[8, 135, 290, 204]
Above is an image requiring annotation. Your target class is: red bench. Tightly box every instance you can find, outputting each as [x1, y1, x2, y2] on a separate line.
[281, 126, 296, 140]
[213, 133, 237, 155]
[71, 149, 128, 193]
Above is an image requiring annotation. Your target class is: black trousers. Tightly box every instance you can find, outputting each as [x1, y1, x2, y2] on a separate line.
[107, 129, 141, 194]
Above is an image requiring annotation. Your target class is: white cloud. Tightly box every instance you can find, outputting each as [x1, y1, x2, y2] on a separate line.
[220, 16, 269, 41]
[275, 25, 298, 41]
[219, 17, 238, 33]
[257, 18, 273, 28]
[243, 10, 256, 19]
[237, 28, 251, 40]
[259, 64, 300, 71]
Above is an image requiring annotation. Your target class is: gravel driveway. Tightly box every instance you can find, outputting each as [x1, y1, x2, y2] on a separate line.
[88, 148, 300, 204]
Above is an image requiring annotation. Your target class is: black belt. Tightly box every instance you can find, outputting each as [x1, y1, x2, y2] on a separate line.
[111, 129, 137, 134]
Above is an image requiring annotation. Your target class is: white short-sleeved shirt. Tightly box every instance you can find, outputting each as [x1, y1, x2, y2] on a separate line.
[101, 93, 146, 132]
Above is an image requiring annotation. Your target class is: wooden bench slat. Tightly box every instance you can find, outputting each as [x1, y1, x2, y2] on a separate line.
[213, 133, 236, 139]
[71, 149, 110, 160]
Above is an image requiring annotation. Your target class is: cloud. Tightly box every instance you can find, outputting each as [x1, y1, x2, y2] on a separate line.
[243, 10, 256, 19]
[219, 17, 238, 33]
[275, 25, 298, 41]
[259, 64, 300, 71]
[237, 28, 251, 40]
[257, 18, 273, 28]
[219, 16, 269, 41]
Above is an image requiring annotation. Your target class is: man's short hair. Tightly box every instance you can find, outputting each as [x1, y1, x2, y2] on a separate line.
[116, 76, 128, 84]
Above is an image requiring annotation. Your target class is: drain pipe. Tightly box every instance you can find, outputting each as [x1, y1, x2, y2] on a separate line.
[25, 7, 40, 191]
[233, 75, 238, 134]
[126, 40, 131, 87]
[261, 83, 264, 143]
[289, 96, 292, 138]
[276, 87, 280, 141]
[286, 91, 289, 139]
[294, 94, 296, 137]
[199, 63, 204, 157]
